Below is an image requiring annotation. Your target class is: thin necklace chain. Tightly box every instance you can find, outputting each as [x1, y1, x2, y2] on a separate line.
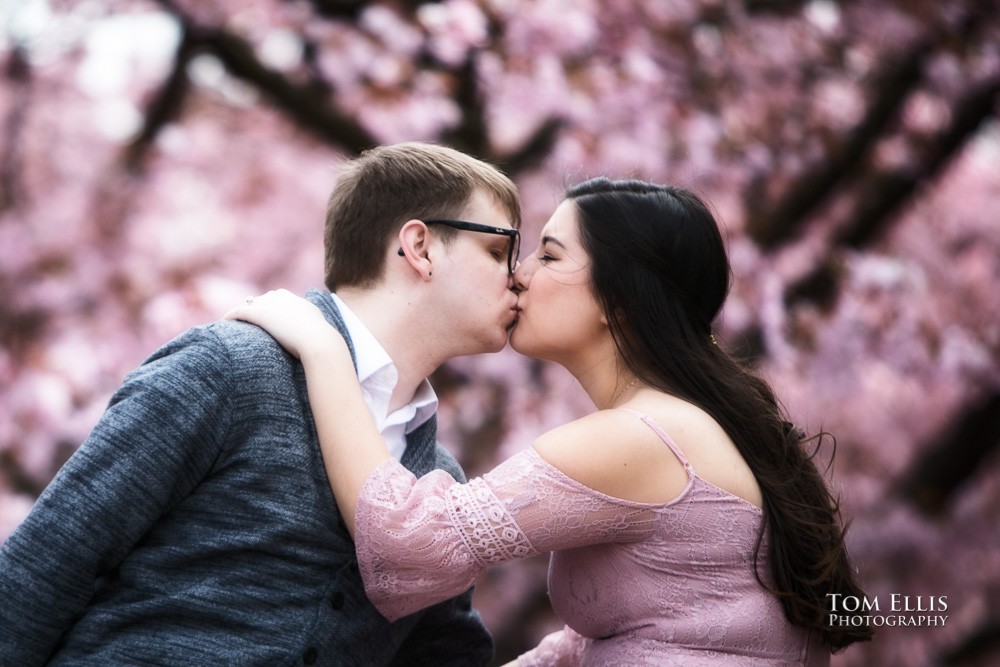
[610, 378, 637, 407]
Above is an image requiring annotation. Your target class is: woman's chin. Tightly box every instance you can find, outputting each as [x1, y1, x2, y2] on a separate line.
[508, 326, 528, 355]
[508, 327, 543, 360]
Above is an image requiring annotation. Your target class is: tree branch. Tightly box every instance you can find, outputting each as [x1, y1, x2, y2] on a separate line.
[194, 27, 378, 153]
[497, 117, 564, 178]
[745, 7, 989, 249]
[133, 1, 379, 159]
[441, 56, 490, 158]
[0, 47, 31, 211]
[124, 26, 196, 172]
[940, 618, 1000, 665]
[783, 72, 1000, 309]
[835, 75, 1000, 249]
[898, 390, 1000, 515]
[745, 39, 926, 248]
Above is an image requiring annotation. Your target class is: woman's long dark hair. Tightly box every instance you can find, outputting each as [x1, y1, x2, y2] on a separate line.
[567, 177, 873, 650]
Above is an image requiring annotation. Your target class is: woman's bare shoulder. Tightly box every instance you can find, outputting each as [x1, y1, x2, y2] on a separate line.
[632, 395, 764, 508]
[532, 409, 690, 504]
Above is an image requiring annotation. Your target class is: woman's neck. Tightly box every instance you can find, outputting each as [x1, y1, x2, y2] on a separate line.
[564, 344, 637, 411]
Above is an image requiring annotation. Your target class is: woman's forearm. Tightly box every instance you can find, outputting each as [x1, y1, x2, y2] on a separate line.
[299, 341, 390, 537]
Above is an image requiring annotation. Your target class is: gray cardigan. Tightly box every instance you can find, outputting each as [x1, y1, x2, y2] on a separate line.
[0, 289, 493, 666]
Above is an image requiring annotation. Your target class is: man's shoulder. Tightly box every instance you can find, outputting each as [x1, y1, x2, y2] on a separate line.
[118, 321, 312, 403]
[153, 289, 343, 361]
[201, 318, 285, 353]
[139, 320, 276, 368]
[430, 441, 468, 484]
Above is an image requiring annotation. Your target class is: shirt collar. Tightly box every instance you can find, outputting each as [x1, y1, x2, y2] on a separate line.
[329, 292, 437, 433]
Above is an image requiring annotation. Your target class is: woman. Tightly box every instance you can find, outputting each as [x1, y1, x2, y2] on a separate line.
[228, 178, 872, 665]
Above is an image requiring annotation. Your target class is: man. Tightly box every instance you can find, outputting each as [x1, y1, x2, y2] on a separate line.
[0, 142, 522, 665]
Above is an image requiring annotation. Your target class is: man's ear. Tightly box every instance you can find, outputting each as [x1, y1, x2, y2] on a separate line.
[397, 220, 434, 281]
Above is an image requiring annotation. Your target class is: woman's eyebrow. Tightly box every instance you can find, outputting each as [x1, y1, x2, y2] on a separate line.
[541, 235, 567, 249]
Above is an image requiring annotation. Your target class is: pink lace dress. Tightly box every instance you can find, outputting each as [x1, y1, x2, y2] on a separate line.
[354, 410, 829, 666]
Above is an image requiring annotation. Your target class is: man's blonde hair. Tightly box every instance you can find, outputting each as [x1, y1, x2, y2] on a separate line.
[324, 142, 521, 290]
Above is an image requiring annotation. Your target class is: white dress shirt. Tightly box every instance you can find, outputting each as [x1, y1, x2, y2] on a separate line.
[330, 293, 438, 461]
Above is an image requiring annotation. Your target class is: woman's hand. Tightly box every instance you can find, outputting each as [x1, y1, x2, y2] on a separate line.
[225, 289, 348, 364]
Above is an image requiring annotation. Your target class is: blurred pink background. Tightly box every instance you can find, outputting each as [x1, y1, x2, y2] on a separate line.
[2, 1, 998, 664]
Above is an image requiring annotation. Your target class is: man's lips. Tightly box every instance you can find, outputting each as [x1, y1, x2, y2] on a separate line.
[507, 306, 520, 330]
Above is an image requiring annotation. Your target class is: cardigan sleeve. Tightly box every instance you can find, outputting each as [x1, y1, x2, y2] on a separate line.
[0, 327, 234, 663]
[355, 448, 657, 621]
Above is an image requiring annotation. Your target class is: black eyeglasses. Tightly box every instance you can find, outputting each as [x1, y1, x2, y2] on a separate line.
[423, 219, 521, 275]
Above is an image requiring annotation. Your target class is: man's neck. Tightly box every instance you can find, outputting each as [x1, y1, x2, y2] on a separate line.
[335, 287, 438, 414]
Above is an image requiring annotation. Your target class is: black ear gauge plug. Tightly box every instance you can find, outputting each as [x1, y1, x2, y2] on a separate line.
[398, 247, 431, 276]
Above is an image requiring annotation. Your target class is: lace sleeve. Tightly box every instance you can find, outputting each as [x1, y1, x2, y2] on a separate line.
[517, 627, 591, 667]
[354, 448, 657, 621]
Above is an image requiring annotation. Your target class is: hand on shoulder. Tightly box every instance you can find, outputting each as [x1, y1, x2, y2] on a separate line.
[224, 289, 350, 367]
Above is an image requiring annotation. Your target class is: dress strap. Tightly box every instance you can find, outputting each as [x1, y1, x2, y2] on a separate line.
[617, 408, 694, 477]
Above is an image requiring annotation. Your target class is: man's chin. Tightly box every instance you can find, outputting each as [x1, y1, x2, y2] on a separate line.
[496, 328, 513, 351]
[467, 320, 517, 355]
[477, 329, 511, 355]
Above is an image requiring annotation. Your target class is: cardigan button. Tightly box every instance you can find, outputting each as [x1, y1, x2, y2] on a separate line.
[331, 592, 345, 610]
[303, 647, 318, 664]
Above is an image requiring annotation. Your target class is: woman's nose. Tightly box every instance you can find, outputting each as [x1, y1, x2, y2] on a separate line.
[512, 257, 532, 292]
